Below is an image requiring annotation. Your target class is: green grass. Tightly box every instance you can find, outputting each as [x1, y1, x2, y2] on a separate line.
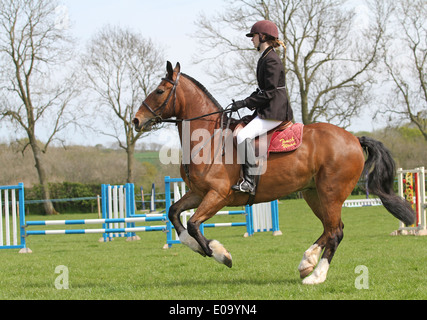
[134, 151, 161, 167]
[0, 199, 426, 300]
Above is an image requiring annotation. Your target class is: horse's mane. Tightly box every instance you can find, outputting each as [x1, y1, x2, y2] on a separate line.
[182, 73, 223, 111]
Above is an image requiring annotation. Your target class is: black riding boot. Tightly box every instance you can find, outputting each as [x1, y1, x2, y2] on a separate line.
[232, 139, 257, 195]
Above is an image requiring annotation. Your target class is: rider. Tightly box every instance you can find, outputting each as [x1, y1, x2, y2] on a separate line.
[231, 20, 294, 195]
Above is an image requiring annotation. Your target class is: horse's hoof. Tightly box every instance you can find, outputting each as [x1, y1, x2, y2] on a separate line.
[301, 259, 329, 285]
[299, 267, 314, 279]
[302, 274, 326, 285]
[209, 240, 232, 268]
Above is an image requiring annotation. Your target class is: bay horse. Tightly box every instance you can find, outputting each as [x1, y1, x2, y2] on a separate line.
[133, 62, 415, 285]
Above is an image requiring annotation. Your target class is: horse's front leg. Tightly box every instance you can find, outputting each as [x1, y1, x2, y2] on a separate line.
[168, 191, 204, 256]
[186, 191, 233, 268]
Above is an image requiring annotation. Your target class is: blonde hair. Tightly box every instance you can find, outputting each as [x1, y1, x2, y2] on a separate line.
[276, 39, 287, 51]
[270, 39, 286, 51]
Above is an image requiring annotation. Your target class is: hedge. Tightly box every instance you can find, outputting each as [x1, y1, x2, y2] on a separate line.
[25, 182, 101, 215]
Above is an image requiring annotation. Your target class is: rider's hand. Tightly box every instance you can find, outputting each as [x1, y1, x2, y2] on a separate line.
[231, 100, 247, 112]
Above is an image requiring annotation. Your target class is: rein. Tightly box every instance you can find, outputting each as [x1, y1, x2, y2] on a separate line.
[163, 109, 234, 124]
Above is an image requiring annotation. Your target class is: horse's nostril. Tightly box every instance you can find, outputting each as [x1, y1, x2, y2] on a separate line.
[133, 118, 139, 126]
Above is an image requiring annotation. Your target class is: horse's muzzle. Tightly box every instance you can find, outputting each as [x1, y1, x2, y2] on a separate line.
[133, 117, 156, 133]
[133, 117, 143, 132]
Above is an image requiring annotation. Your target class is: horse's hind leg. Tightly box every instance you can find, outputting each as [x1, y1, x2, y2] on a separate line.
[298, 190, 325, 279]
[168, 191, 204, 255]
[300, 189, 344, 285]
[302, 222, 343, 285]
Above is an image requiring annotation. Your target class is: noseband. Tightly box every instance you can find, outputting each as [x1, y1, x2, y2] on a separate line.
[142, 72, 181, 124]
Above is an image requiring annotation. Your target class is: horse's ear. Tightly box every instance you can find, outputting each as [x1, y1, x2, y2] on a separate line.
[166, 61, 173, 79]
[174, 62, 181, 74]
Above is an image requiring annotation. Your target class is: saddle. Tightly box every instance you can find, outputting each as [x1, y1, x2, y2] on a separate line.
[232, 115, 304, 158]
[230, 116, 304, 206]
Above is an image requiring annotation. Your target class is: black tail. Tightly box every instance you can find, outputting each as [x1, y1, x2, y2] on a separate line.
[358, 136, 416, 225]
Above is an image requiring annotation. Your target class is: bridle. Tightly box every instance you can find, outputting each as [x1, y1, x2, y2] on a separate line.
[141, 72, 181, 125]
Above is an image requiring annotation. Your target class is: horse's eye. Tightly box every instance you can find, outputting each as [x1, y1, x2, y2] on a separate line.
[157, 89, 165, 95]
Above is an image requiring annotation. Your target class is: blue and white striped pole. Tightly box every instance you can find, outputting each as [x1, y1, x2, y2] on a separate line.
[25, 216, 167, 236]
[26, 225, 166, 236]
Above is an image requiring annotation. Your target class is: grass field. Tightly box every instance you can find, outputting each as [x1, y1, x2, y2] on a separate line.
[0, 199, 426, 300]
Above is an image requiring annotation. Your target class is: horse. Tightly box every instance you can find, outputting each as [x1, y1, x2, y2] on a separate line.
[133, 61, 415, 285]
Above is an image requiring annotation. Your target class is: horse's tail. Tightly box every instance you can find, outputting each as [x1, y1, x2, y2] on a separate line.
[358, 136, 416, 225]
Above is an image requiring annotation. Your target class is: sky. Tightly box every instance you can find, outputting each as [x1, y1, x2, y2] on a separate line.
[1, 0, 382, 148]
[62, 0, 218, 70]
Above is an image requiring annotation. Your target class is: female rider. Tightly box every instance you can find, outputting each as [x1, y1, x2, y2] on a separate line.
[231, 20, 294, 195]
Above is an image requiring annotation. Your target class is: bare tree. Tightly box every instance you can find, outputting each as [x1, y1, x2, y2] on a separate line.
[381, 0, 427, 140]
[0, 0, 80, 215]
[194, 0, 385, 128]
[82, 25, 164, 183]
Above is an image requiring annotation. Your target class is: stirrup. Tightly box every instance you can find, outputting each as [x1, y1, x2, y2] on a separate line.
[232, 180, 255, 195]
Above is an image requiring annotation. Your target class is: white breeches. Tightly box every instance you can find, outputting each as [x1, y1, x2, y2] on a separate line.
[236, 116, 283, 145]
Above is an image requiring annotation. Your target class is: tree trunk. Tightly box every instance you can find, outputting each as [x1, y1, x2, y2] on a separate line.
[29, 136, 58, 216]
[301, 90, 310, 125]
[126, 142, 136, 184]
